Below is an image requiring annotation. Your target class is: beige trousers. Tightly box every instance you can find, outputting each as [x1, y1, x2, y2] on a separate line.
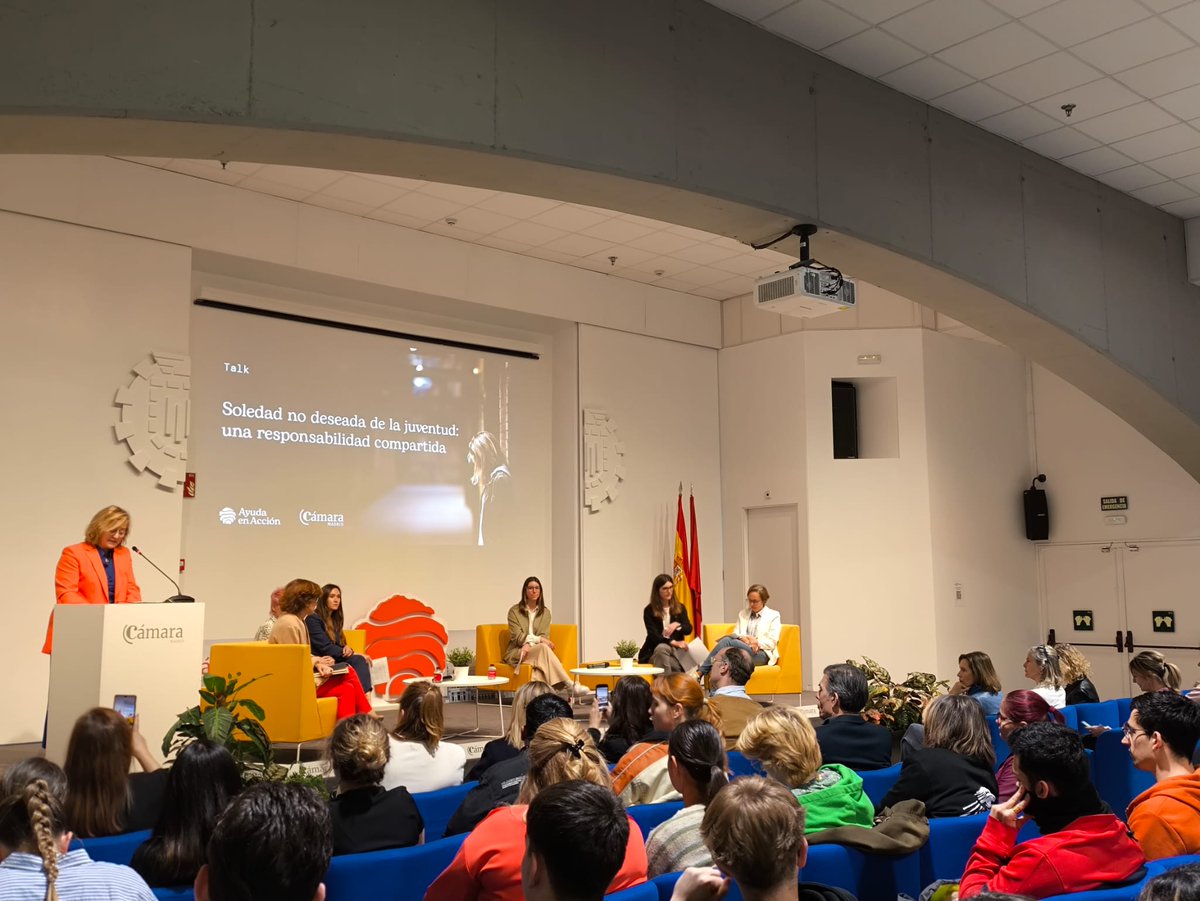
[523, 642, 571, 687]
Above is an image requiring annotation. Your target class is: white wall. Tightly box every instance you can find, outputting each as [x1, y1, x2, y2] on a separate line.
[0, 211, 191, 743]
[578, 325, 723, 662]
[923, 332, 1038, 692]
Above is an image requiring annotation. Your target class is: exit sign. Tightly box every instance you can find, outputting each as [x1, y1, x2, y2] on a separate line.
[1100, 496, 1128, 511]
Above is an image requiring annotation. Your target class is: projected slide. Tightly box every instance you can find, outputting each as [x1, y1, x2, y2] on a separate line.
[183, 304, 551, 637]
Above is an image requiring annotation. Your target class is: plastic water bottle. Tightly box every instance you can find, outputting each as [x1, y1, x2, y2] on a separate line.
[487, 663, 497, 680]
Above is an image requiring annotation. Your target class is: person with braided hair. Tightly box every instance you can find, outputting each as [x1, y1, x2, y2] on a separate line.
[645, 720, 729, 877]
[0, 757, 155, 900]
[425, 717, 648, 901]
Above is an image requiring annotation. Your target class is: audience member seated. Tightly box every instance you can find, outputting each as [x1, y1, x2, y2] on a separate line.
[815, 663, 892, 771]
[587, 676, 655, 765]
[669, 776, 856, 901]
[426, 718, 647, 901]
[307, 583, 372, 692]
[194, 782, 332, 901]
[695, 584, 781, 678]
[253, 586, 284, 641]
[951, 651, 1003, 717]
[445, 693, 573, 836]
[994, 690, 1064, 804]
[381, 681, 466, 793]
[646, 720, 728, 877]
[1140, 864, 1200, 901]
[65, 707, 166, 837]
[738, 706, 874, 831]
[521, 780, 633, 901]
[959, 722, 1144, 900]
[880, 695, 996, 817]
[1023, 645, 1066, 708]
[131, 739, 241, 887]
[0, 757, 155, 900]
[269, 578, 374, 721]
[612, 674, 722, 805]
[468, 681, 553, 781]
[1130, 650, 1184, 694]
[1055, 643, 1099, 705]
[327, 713, 423, 855]
[706, 646, 768, 749]
[1122, 690, 1200, 859]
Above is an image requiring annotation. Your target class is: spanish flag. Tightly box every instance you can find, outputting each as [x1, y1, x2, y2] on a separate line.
[673, 490, 693, 626]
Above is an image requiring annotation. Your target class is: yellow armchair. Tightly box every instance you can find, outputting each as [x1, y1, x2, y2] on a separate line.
[344, 629, 366, 655]
[474, 623, 579, 691]
[702, 623, 802, 696]
[208, 643, 337, 745]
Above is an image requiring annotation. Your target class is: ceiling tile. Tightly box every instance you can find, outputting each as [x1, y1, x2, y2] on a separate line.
[365, 209, 433, 230]
[1072, 17, 1193, 72]
[236, 176, 314, 202]
[475, 193, 561, 219]
[627, 254, 696, 277]
[304, 194, 376, 217]
[983, 0, 1058, 14]
[611, 267, 663, 284]
[1160, 195, 1200, 217]
[670, 241, 745, 265]
[166, 159, 246, 185]
[355, 172, 428, 191]
[1024, 126, 1101, 157]
[704, 0, 795, 22]
[625, 230, 704, 256]
[936, 23, 1056, 80]
[489, 221, 570, 247]
[1139, 0, 1193, 11]
[1114, 47, 1200, 98]
[822, 28, 924, 76]
[1156, 83, 1200, 120]
[824, 0, 929, 23]
[934, 81, 1021, 119]
[667, 223, 726, 242]
[421, 220, 484, 243]
[586, 246, 658, 269]
[979, 104, 1062, 139]
[692, 284, 743, 300]
[713, 252, 791, 276]
[1031, 78, 1143, 123]
[760, 0, 868, 49]
[319, 174, 407, 208]
[652, 277, 701, 293]
[666, 265, 736, 287]
[1073, 101, 1178, 142]
[528, 204, 614, 232]
[1147, 145, 1200, 177]
[1060, 145, 1135, 175]
[253, 164, 343, 192]
[1022, 0, 1150, 46]
[1111, 122, 1200, 161]
[880, 0, 1008, 53]
[881, 57, 975, 99]
[476, 235, 534, 254]
[987, 52, 1102, 103]
[1180, 171, 1200, 191]
[539, 233, 616, 258]
[416, 182, 497, 205]
[441, 205, 520, 235]
[1164, 2, 1200, 41]
[580, 217, 657, 244]
[1129, 180, 1197, 204]
[1095, 163, 1169, 190]
[381, 191, 466, 223]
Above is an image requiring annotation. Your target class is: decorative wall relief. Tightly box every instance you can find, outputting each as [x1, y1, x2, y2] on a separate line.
[583, 408, 626, 512]
[114, 352, 191, 489]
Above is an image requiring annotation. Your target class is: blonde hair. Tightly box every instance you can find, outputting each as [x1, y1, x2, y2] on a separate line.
[394, 681, 444, 753]
[652, 674, 722, 731]
[329, 714, 389, 786]
[83, 505, 130, 546]
[1130, 650, 1183, 691]
[517, 717, 611, 804]
[505, 681, 554, 747]
[924, 694, 996, 769]
[0, 758, 70, 901]
[1054, 644, 1093, 683]
[737, 707, 821, 787]
[1027, 644, 1063, 689]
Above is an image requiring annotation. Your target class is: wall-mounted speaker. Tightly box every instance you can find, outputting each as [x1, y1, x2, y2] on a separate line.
[1023, 487, 1049, 541]
[831, 380, 858, 459]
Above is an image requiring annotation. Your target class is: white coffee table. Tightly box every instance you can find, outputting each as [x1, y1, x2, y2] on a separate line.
[571, 665, 665, 679]
[401, 674, 510, 737]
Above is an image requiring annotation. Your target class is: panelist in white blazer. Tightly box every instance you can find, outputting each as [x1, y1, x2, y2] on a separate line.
[696, 584, 781, 678]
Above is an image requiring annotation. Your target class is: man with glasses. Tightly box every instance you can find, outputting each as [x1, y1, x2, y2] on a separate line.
[960, 722, 1143, 899]
[1123, 691, 1200, 859]
[707, 646, 768, 750]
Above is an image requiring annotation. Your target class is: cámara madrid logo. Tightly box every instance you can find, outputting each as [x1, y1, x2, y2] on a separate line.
[123, 624, 185, 644]
[219, 506, 282, 527]
[299, 509, 345, 527]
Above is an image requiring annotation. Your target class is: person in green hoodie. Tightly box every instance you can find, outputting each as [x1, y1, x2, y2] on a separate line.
[736, 706, 874, 832]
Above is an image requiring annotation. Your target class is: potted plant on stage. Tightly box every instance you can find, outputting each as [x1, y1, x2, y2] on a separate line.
[446, 647, 475, 681]
[614, 640, 640, 670]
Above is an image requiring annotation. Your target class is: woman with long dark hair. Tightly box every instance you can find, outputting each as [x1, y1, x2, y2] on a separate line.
[503, 576, 590, 699]
[587, 675, 655, 764]
[381, 681, 465, 793]
[64, 708, 165, 837]
[130, 740, 241, 887]
[305, 583, 372, 691]
[646, 720, 729, 877]
[638, 574, 696, 674]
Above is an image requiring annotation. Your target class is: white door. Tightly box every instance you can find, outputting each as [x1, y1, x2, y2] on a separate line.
[745, 505, 801, 627]
[1120, 541, 1200, 692]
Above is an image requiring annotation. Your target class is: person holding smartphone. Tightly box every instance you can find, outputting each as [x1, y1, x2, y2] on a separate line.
[588, 677, 655, 764]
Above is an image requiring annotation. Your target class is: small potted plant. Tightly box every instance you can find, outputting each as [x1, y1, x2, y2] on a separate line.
[614, 640, 640, 669]
[446, 647, 475, 681]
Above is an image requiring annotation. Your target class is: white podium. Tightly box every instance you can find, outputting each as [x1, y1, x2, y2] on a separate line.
[45, 603, 205, 765]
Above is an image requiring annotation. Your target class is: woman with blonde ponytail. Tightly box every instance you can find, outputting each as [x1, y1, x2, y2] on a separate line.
[1131, 650, 1184, 693]
[427, 717, 648, 901]
[382, 681, 466, 793]
[0, 758, 155, 900]
[327, 714, 424, 855]
[646, 720, 729, 877]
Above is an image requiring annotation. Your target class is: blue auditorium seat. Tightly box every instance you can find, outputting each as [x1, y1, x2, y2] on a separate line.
[1041, 867, 1152, 901]
[1148, 854, 1200, 876]
[987, 718, 1010, 771]
[726, 750, 758, 777]
[73, 829, 152, 866]
[152, 888, 195, 900]
[628, 800, 684, 837]
[412, 780, 477, 841]
[651, 871, 683, 901]
[1073, 700, 1122, 733]
[802, 841, 921, 901]
[1117, 697, 1133, 724]
[859, 762, 901, 809]
[1058, 705, 1080, 731]
[606, 882, 658, 900]
[323, 833, 466, 901]
[919, 812, 989, 884]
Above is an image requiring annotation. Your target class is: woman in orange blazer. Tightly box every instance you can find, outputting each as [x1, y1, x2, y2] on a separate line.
[42, 505, 142, 654]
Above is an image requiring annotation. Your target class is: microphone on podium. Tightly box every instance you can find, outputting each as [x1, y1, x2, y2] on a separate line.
[131, 546, 195, 603]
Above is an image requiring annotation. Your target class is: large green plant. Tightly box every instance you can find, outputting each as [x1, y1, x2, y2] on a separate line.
[846, 657, 949, 735]
[163, 672, 272, 769]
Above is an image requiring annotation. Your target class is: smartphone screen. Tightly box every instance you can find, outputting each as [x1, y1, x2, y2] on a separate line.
[596, 684, 609, 709]
[113, 694, 137, 727]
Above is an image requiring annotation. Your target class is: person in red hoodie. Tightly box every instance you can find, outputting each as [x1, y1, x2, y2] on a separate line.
[960, 722, 1144, 900]
[1123, 690, 1200, 859]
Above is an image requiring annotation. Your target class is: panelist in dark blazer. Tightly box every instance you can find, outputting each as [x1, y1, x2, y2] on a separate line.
[815, 662, 893, 771]
[306, 583, 372, 691]
[638, 573, 693, 673]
